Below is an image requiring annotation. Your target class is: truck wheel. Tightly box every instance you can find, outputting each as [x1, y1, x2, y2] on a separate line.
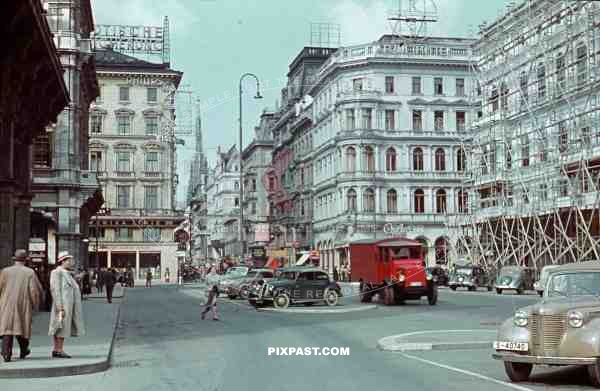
[538, 291, 543, 297]
[360, 284, 374, 303]
[273, 293, 290, 309]
[428, 286, 438, 305]
[503, 362, 532, 382]
[324, 288, 339, 307]
[450, 286, 457, 291]
[384, 286, 395, 305]
[588, 362, 600, 387]
[496, 288, 503, 294]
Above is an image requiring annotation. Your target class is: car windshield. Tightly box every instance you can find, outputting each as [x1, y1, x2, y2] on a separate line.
[275, 271, 297, 280]
[227, 267, 248, 275]
[245, 271, 258, 278]
[500, 267, 521, 276]
[453, 268, 472, 276]
[547, 272, 600, 297]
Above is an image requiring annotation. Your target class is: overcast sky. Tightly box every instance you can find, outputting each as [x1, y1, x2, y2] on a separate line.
[91, 0, 509, 203]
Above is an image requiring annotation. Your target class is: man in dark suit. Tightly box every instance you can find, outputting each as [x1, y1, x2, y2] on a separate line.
[104, 268, 117, 303]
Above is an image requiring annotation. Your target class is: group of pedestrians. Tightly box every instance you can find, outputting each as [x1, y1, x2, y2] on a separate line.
[0, 249, 122, 363]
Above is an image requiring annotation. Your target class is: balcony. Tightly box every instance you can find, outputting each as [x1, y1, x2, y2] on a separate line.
[115, 171, 134, 177]
[336, 170, 467, 181]
[337, 88, 383, 103]
[144, 171, 161, 178]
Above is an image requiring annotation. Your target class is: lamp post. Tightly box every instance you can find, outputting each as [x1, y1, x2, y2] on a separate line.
[238, 73, 262, 262]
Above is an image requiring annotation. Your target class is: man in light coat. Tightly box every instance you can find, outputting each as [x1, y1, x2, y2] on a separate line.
[48, 252, 85, 358]
[0, 249, 43, 362]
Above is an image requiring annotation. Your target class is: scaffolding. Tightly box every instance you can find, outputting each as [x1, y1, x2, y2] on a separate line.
[446, 0, 600, 273]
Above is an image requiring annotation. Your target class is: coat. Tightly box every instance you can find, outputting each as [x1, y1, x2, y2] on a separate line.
[0, 263, 43, 339]
[48, 266, 85, 338]
[103, 270, 116, 287]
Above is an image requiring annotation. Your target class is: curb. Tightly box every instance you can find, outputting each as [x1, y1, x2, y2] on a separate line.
[258, 304, 377, 314]
[377, 341, 492, 351]
[0, 292, 125, 378]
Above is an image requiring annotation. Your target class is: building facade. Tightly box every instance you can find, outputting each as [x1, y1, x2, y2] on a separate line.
[30, 0, 103, 270]
[453, 0, 600, 270]
[189, 117, 210, 263]
[88, 48, 183, 280]
[0, 0, 69, 268]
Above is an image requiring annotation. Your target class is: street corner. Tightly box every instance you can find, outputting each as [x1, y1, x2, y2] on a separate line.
[377, 329, 496, 352]
[257, 303, 377, 314]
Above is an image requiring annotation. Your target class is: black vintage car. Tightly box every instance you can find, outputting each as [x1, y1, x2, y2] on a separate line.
[448, 265, 493, 291]
[426, 266, 449, 286]
[248, 267, 342, 309]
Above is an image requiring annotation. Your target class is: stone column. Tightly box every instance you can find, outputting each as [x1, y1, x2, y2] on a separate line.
[107, 250, 112, 268]
[135, 250, 140, 280]
[14, 194, 33, 252]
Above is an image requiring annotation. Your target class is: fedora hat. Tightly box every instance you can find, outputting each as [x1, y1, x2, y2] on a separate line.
[57, 251, 73, 264]
[12, 249, 30, 261]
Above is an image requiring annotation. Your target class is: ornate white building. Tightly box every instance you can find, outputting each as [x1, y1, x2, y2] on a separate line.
[87, 48, 183, 280]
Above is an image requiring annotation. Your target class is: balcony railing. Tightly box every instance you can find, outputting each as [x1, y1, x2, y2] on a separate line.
[144, 171, 161, 178]
[115, 171, 134, 177]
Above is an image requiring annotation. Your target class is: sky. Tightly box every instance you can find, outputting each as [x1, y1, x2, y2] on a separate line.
[91, 0, 510, 204]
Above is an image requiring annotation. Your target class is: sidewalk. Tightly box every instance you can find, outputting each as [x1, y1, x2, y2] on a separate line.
[377, 329, 496, 352]
[0, 293, 122, 378]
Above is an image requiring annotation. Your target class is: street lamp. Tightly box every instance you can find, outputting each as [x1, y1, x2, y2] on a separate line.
[238, 73, 262, 261]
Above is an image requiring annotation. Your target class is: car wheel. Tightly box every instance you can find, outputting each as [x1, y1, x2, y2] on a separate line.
[324, 288, 339, 307]
[239, 286, 250, 300]
[273, 293, 290, 309]
[450, 286, 457, 291]
[516, 286, 524, 295]
[227, 294, 236, 300]
[496, 288, 503, 294]
[468, 285, 476, 292]
[427, 286, 438, 305]
[587, 362, 600, 387]
[503, 362, 532, 382]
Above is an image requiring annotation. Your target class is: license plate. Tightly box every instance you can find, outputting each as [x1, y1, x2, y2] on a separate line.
[410, 282, 423, 287]
[493, 341, 528, 351]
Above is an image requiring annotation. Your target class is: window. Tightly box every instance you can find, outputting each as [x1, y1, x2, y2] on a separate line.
[457, 190, 468, 213]
[434, 111, 444, 131]
[456, 148, 466, 172]
[577, 44, 588, 85]
[582, 126, 591, 146]
[268, 176, 275, 191]
[234, 198, 239, 207]
[88, 227, 105, 238]
[413, 147, 424, 171]
[519, 72, 528, 106]
[539, 183, 547, 202]
[90, 151, 103, 172]
[500, 82, 509, 111]
[145, 152, 159, 172]
[387, 189, 397, 213]
[414, 189, 425, 213]
[490, 86, 499, 112]
[456, 111, 465, 131]
[346, 147, 356, 172]
[385, 76, 394, 93]
[252, 178, 257, 191]
[91, 114, 103, 134]
[435, 148, 446, 171]
[251, 202, 257, 214]
[505, 143, 512, 169]
[117, 227, 132, 240]
[347, 189, 357, 211]
[117, 186, 131, 208]
[559, 178, 569, 197]
[456, 78, 465, 96]
[385, 110, 395, 130]
[537, 63, 546, 100]
[143, 227, 161, 241]
[556, 55, 566, 94]
[33, 133, 52, 167]
[119, 86, 130, 102]
[145, 186, 158, 209]
[361, 108, 372, 129]
[436, 189, 447, 213]
[234, 181, 239, 190]
[363, 188, 375, 212]
[364, 146, 375, 172]
[116, 152, 131, 172]
[352, 78, 363, 91]
[559, 122, 568, 153]
[521, 135, 530, 167]
[434, 77, 443, 95]
[386, 148, 396, 172]
[412, 110, 422, 131]
[412, 77, 422, 94]
[346, 109, 355, 130]
[146, 117, 159, 135]
[117, 115, 131, 135]
[147, 87, 158, 103]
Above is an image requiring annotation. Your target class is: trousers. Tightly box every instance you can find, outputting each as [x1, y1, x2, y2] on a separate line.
[106, 284, 115, 303]
[201, 304, 219, 319]
[1, 335, 29, 359]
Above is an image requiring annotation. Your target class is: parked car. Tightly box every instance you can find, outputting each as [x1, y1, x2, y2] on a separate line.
[218, 267, 250, 292]
[427, 266, 448, 286]
[248, 267, 342, 309]
[448, 265, 493, 291]
[226, 268, 274, 299]
[533, 264, 560, 297]
[492, 261, 600, 387]
[494, 265, 535, 294]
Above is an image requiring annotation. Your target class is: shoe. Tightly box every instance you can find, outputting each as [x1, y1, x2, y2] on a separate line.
[52, 351, 71, 358]
[213, 318, 219, 321]
[1, 354, 10, 362]
[19, 349, 30, 359]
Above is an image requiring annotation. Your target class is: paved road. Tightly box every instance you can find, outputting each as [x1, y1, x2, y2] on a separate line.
[3, 285, 596, 391]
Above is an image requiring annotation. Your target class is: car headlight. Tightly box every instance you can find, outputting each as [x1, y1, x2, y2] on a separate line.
[568, 311, 584, 328]
[398, 272, 406, 282]
[513, 310, 528, 327]
[426, 272, 433, 281]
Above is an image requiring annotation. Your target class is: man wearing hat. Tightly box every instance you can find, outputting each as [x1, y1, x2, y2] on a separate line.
[0, 249, 43, 362]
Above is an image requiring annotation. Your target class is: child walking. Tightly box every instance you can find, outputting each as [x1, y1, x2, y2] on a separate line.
[201, 285, 219, 321]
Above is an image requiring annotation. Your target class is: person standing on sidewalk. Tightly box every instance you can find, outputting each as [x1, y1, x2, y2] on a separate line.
[95, 267, 104, 294]
[145, 270, 152, 288]
[104, 268, 117, 304]
[48, 252, 85, 359]
[0, 250, 43, 362]
[201, 285, 219, 321]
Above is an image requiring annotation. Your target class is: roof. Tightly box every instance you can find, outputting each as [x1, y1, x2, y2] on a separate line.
[551, 261, 600, 272]
[349, 237, 421, 247]
[94, 48, 168, 68]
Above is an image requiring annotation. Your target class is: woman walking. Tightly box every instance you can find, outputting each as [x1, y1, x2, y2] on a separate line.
[48, 252, 85, 358]
[201, 285, 219, 321]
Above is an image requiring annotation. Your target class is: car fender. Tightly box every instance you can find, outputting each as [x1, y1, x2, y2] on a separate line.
[496, 317, 530, 344]
[561, 317, 600, 357]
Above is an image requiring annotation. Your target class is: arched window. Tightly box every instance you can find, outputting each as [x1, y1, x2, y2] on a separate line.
[363, 188, 375, 212]
[414, 189, 425, 213]
[457, 190, 468, 213]
[387, 189, 397, 213]
[364, 146, 375, 172]
[436, 189, 447, 213]
[347, 189, 357, 211]
[346, 147, 356, 172]
[386, 147, 396, 172]
[456, 148, 466, 172]
[413, 147, 423, 171]
[435, 148, 446, 171]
